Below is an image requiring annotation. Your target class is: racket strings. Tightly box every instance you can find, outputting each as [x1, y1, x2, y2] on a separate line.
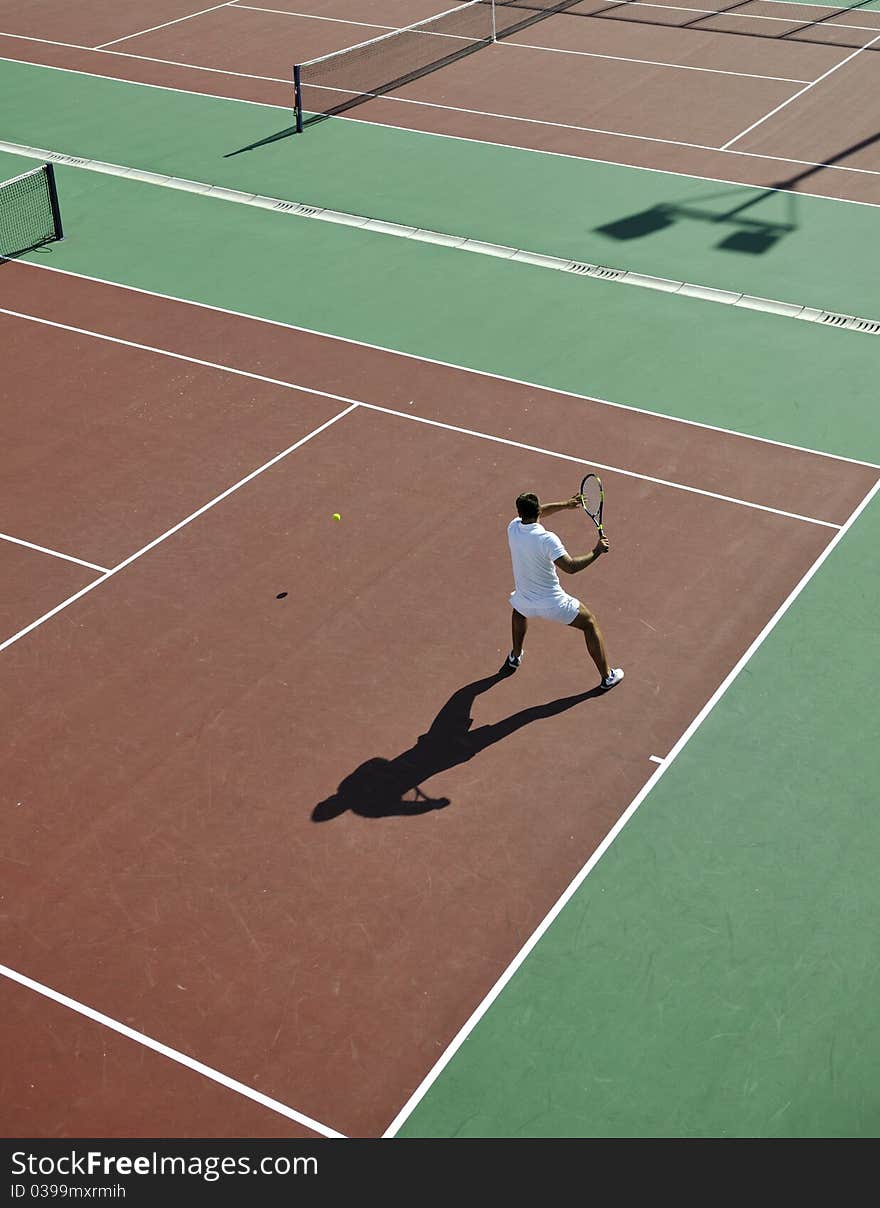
[580, 476, 602, 518]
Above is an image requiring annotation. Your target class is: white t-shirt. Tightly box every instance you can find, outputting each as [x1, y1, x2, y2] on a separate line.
[507, 519, 568, 604]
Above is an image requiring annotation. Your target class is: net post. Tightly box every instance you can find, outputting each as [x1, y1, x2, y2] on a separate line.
[44, 161, 64, 241]
[293, 64, 304, 134]
[490, 0, 497, 41]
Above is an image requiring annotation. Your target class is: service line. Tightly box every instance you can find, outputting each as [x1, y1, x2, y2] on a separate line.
[0, 306, 844, 531]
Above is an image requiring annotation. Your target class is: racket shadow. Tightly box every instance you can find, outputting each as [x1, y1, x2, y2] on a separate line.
[312, 667, 603, 822]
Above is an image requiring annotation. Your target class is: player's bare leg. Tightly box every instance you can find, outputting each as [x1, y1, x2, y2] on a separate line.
[508, 609, 528, 668]
[569, 604, 611, 679]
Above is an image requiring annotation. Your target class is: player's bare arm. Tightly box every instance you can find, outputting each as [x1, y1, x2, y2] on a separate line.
[537, 497, 581, 519]
[554, 536, 609, 575]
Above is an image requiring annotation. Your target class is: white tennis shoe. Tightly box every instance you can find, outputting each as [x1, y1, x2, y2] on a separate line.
[601, 668, 624, 690]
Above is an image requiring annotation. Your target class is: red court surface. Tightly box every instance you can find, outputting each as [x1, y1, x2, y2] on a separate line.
[0, 539, 97, 643]
[0, 0, 877, 202]
[2, 263, 876, 1137]
[1, 977, 322, 1139]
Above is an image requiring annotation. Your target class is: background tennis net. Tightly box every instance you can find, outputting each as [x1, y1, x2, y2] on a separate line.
[293, 0, 587, 130]
[0, 163, 63, 259]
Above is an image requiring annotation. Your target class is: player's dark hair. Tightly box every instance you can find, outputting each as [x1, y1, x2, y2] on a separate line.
[516, 493, 540, 522]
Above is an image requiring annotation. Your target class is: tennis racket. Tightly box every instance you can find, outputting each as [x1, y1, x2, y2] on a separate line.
[578, 472, 605, 538]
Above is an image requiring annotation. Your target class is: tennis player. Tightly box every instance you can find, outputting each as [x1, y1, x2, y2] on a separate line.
[506, 492, 624, 690]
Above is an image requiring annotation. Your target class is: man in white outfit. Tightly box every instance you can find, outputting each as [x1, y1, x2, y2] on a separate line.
[507, 491, 624, 690]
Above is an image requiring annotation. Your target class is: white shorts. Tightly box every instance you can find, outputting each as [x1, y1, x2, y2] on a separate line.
[510, 590, 581, 625]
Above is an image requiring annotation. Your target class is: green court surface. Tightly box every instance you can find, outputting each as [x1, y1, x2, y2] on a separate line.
[3, 147, 879, 462]
[2, 56, 880, 316]
[399, 501, 880, 1138]
[2, 47, 879, 1138]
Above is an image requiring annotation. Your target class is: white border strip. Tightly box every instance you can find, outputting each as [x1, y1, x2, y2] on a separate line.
[0, 962, 345, 1138]
[0, 531, 109, 573]
[1, 50, 878, 205]
[2, 138, 879, 338]
[0, 306, 844, 529]
[6, 260, 879, 471]
[382, 472, 880, 1137]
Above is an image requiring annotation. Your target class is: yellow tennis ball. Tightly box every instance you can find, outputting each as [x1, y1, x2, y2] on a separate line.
[332, 512, 341, 521]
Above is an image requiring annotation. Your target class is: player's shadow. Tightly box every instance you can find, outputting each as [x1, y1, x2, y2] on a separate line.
[312, 665, 602, 821]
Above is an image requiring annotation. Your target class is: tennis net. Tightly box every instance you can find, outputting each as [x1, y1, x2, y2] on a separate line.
[292, 0, 592, 129]
[0, 163, 64, 259]
[492, 0, 589, 39]
[294, 1, 496, 130]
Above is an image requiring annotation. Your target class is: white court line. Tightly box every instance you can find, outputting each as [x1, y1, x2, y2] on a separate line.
[612, 0, 880, 32]
[649, 754, 665, 764]
[0, 37, 291, 85]
[305, 78, 880, 177]
[382, 472, 880, 1137]
[293, 99, 880, 189]
[1, 46, 879, 191]
[0, 531, 109, 574]
[501, 36, 810, 82]
[262, 0, 810, 84]
[94, 2, 239, 50]
[0, 307, 845, 529]
[722, 29, 880, 149]
[11, 136, 880, 336]
[762, 0, 880, 13]
[8, 266, 880, 471]
[92, 49, 289, 85]
[238, 0, 880, 36]
[359, 401, 842, 527]
[0, 962, 344, 1138]
[2, 3, 874, 1138]
[0, 404, 358, 657]
[233, 3, 394, 28]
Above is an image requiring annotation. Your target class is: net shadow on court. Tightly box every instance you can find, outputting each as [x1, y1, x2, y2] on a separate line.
[498, 0, 880, 53]
[768, 129, 880, 189]
[224, 124, 300, 158]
